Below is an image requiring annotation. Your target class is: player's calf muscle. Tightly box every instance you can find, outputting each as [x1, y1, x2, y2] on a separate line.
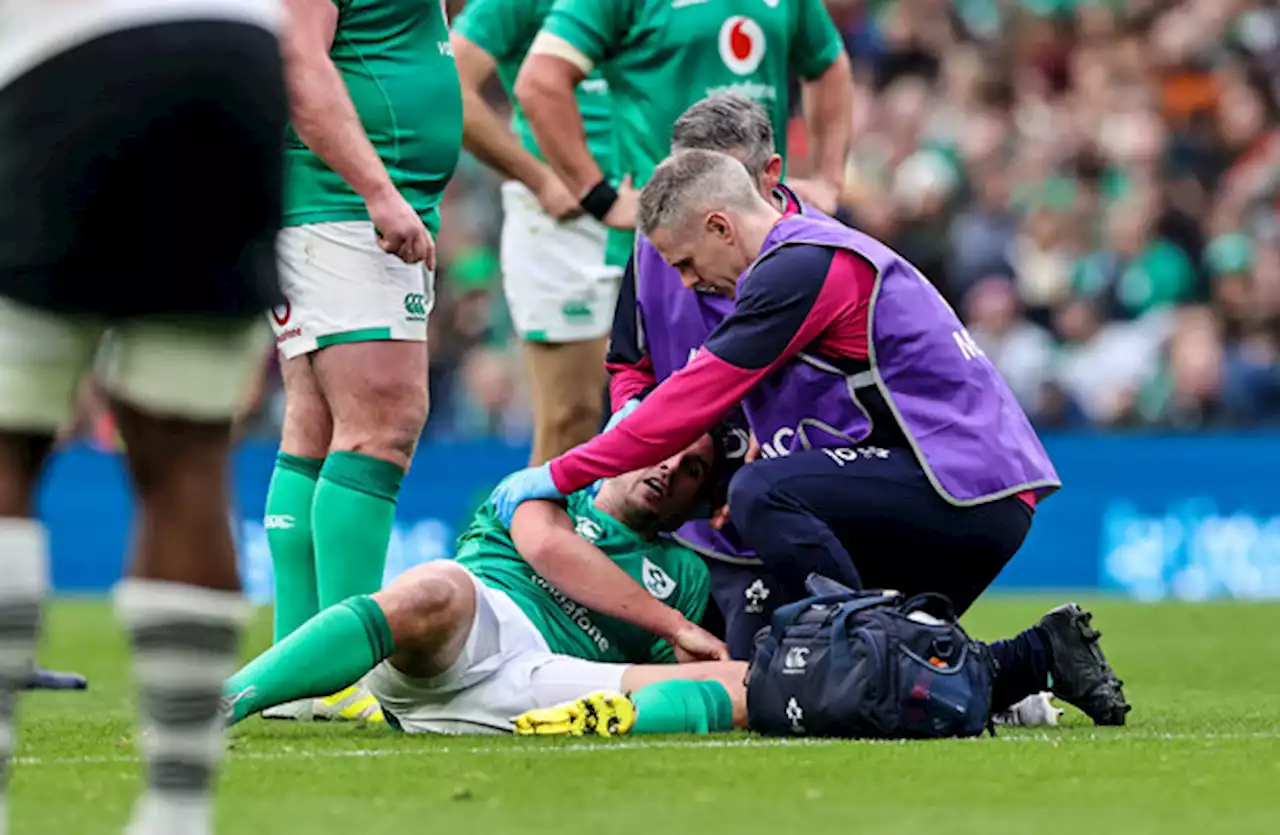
[622, 661, 750, 729]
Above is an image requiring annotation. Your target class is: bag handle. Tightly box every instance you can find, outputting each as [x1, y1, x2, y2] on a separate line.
[901, 592, 958, 623]
[804, 573, 857, 597]
[767, 593, 859, 634]
[823, 591, 903, 676]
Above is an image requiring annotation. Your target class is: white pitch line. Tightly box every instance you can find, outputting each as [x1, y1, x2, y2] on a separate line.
[13, 730, 1280, 767]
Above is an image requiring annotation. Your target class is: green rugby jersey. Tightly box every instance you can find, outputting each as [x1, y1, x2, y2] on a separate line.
[452, 0, 618, 183]
[542, 0, 843, 266]
[283, 0, 462, 235]
[455, 491, 710, 664]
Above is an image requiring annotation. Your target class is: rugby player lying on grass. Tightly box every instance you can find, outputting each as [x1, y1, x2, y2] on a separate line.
[224, 435, 753, 734]
[225, 428, 1096, 736]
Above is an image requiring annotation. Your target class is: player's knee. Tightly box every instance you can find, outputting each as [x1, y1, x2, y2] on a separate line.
[377, 562, 470, 648]
[726, 465, 771, 534]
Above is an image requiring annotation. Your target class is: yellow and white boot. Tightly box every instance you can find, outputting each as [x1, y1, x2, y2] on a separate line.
[514, 691, 636, 738]
[313, 683, 385, 724]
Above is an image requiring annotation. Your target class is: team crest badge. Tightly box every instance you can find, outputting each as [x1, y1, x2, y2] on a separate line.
[642, 558, 677, 600]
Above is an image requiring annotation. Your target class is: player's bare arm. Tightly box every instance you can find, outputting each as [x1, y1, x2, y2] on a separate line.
[516, 37, 637, 230]
[790, 52, 854, 215]
[510, 500, 728, 662]
[281, 0, 432, 266]
[452, 32, 579, 221]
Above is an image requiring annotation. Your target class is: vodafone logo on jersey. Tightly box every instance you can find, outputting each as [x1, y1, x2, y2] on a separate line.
[719, 16, 766, 76]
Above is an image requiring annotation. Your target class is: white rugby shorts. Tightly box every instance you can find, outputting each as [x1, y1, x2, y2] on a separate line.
[365, 566, 628, 735]
[0, 297, 270, 431]
[272, 221, 434, 360]
[500, 180, 622, 343]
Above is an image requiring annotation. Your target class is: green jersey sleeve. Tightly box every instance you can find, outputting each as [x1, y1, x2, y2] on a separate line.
[542, 0, 641, 68]
[789, 0, 845, 80]
[643, 542, 711, 665]
[452, 0, 540, 64]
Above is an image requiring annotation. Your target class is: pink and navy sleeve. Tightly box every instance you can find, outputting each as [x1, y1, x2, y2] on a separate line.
[604, 255, 657, 411]
[550, 244, 870, 492]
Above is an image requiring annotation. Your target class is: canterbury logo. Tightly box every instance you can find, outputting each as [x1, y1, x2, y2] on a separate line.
[403, 293, 427, 317]
[783, 646, 809, 673]
[264, 514, 295, 530]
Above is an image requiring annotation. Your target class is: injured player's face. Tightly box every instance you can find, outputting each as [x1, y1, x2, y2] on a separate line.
[600, 435, 717, 534]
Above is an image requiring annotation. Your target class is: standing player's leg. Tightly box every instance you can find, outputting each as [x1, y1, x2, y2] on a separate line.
[264, 355, 330, 645]
[270, 224, 431, 721]
[272, 226, 431, 612]
[0, 304, 99, 832]
[310, 336, 425, 605]
[256, 354, 330, 720]
[103, 320, 267, 835]
[522, 339, 609, 464]
[499, 180, 620, 464]
[0, 12, 286, 832]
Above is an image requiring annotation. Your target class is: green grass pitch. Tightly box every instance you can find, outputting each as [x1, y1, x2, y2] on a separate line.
[12, 597, 1280, 834]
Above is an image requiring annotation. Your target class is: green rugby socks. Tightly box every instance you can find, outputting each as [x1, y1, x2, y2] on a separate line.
[264, 453, 322, 643]
[224, 596, 394, 724]
[312, 451, 405, 607]
[631, 680, 735, 735]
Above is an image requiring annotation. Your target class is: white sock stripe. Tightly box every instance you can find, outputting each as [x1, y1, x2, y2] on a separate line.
[0, 519, 48, 599]
[114, 581, 250, 628]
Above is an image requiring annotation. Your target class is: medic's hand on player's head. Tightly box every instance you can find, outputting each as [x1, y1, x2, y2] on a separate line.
[490, 463, 564, 528]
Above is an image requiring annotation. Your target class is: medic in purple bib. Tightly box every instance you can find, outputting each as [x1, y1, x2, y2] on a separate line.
[501, 145, 1058, 604]
[494, 148, 1129, 725]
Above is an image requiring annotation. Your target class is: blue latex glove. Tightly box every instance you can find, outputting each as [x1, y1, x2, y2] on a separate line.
[490, 463, 563, 527]
[585, 399, 642, 499]
[602, 397, 641, 433]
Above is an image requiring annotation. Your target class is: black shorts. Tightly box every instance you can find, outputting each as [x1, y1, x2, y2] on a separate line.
[0, 21, 287, 318]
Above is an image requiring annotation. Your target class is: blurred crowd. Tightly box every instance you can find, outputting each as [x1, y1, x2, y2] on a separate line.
[826, 0, 1280, 429]
[87, 0, 1280, 446]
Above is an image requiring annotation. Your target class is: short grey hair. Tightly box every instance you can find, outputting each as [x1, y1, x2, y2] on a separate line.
[670, 94, 775, 177]
[637, 149, 763, 239]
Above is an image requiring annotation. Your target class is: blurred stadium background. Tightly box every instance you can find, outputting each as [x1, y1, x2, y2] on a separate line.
[45, 0, 1280, 602]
